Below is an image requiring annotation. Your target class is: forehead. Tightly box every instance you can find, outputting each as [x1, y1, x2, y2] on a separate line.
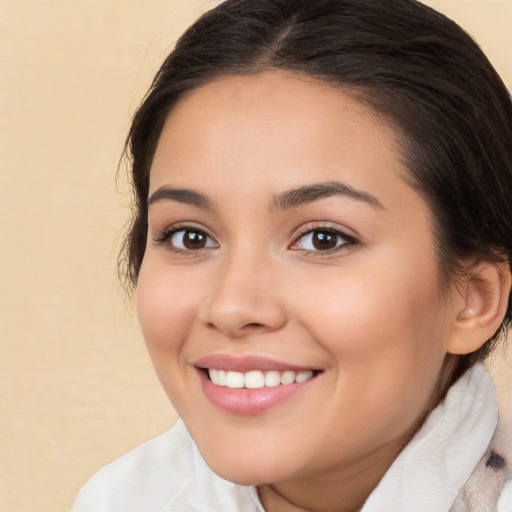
[149, 71, 420, 216]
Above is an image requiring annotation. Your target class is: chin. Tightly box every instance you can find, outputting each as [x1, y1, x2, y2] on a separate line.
[202, 450, 295, 486]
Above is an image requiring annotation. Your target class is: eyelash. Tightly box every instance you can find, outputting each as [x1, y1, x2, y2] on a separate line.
[153, 224, 358, 255]
[153, 225, 218, 255]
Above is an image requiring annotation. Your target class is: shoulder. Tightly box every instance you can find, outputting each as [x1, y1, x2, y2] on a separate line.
[72, 420, 195, 512]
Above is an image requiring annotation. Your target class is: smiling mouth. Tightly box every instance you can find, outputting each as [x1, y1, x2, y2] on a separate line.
[204, 368, 319, 389]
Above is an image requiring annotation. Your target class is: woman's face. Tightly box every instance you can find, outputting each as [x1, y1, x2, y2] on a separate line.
[137, 72, 458, 486]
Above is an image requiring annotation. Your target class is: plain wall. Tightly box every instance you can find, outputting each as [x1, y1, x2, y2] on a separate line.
[0, 1, 511, 511]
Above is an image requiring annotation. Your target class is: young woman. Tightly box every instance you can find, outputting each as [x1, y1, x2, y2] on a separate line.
[73, 0, 512, 510]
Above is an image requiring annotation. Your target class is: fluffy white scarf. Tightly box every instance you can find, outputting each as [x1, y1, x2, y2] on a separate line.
[362, 363, 511, 512]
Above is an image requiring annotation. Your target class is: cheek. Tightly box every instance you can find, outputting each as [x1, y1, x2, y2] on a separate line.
[304, 251, 445, 349]
[292, 260, 448, 398]
[136, 261, 197, 357]
[136, 260, 206, 416]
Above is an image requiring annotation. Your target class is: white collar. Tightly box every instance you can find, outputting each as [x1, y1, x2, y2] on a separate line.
[361, 363, 498, 512]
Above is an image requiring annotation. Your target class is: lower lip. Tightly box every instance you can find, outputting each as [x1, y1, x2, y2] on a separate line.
[197, 370, 317, 415]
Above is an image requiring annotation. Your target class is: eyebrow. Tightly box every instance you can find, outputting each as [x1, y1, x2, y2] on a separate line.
[147, 180, 384, 212]
[270, 181, 384, 211]
[148, 186, 215, 210]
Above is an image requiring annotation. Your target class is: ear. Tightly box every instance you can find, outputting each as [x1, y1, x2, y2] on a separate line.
[446, 258, 511, 355]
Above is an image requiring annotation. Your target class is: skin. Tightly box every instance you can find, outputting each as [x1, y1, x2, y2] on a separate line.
[136, 71, 486, 512]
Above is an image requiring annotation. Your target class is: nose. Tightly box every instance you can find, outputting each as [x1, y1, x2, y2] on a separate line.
[202, 251, 287, 338]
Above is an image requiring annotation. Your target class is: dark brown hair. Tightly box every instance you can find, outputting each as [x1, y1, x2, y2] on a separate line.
[121, 0, 512, 370]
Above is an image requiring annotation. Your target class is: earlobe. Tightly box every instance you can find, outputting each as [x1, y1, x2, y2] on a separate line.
[447, 259, 511, 355]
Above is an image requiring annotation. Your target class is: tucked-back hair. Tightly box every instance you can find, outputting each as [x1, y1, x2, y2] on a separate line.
[121, 0, 512, 371]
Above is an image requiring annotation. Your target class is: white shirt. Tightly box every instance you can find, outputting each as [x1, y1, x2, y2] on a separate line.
[73, 364, 509, 512]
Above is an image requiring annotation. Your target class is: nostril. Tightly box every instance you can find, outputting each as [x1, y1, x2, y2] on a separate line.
[246, 322, 265, 329]
[206, 320, 267, 334]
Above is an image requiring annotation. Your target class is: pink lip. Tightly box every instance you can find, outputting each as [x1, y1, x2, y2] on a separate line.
[197, 370, 317, 415]
[193, 354, 318, 372]
[192, 354, 321, 415]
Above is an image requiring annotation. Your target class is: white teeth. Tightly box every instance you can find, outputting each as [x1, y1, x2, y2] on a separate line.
[296, 370, 314, 383]
[245, 370, 265, 389]
[264, 370, 281, 387]
[217, 370, 227, 386]
[225, 371, 244, 389]
[280, 370, 296, 385]
[208, 369, 315, 388]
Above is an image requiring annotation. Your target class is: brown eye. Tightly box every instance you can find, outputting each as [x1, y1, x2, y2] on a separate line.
[170, 229, 218, 251]
[311, 231, 338, 250]
[183, 231, 206, 249]
[291, 228, 355, 253]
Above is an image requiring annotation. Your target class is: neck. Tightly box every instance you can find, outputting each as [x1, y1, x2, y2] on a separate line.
[257, 430, 412, 512]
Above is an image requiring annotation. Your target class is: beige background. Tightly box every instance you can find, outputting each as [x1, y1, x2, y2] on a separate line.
[1, 1, 511, 511]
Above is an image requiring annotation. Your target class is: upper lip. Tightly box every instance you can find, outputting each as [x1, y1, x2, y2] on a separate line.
[192, 354, 321, 373]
